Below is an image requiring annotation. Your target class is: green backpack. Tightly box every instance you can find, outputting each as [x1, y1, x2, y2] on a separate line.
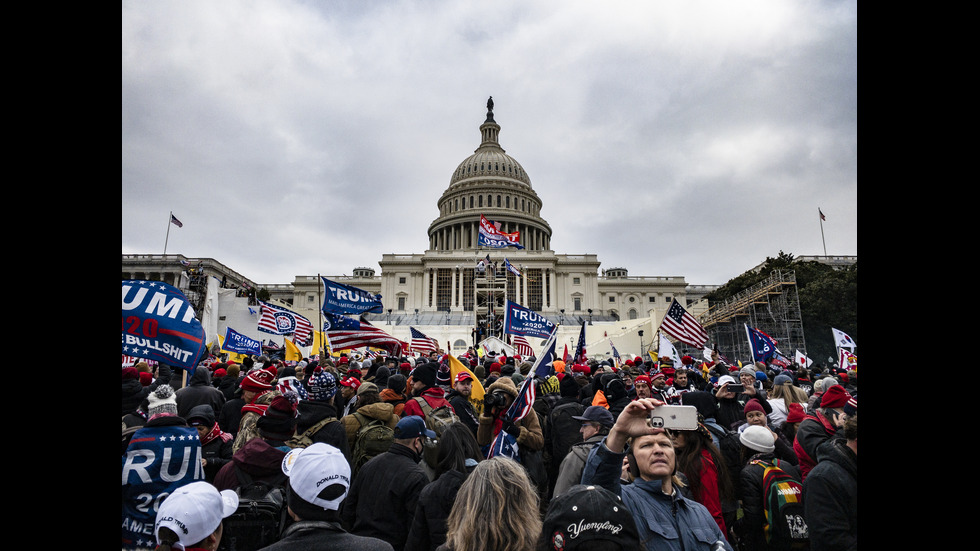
[286, 416, 337, 450]
[351, 412, 394, 475]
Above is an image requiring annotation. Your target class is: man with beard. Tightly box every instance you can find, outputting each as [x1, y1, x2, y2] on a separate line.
[446, 371, 479, 436]
[402, 361, 454, 418]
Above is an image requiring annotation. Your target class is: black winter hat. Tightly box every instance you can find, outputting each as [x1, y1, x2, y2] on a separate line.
[413, 362, 438, 388]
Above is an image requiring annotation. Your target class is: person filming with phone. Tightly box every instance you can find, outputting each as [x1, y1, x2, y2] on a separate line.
[581, 397, 733, 551]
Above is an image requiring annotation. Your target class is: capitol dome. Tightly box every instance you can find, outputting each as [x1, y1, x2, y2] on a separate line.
[427, 98, 552, 252]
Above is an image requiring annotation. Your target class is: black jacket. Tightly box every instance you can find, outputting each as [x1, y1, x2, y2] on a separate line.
[260, 519, 394, 551]
[404, 467, 472, 551]
[342, 443, 430, 551]
[803, 439, 857, 551]
[445, 390, 479, 436]
[175, 368, 227, 419]
[121, 364, 172, 416]
[735, 452, 803, 551]
[296, 399, 352, 465]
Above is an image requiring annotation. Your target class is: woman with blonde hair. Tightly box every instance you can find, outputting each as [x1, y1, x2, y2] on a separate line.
[438, 456, 541, 551]
[766, 373, 810, 429]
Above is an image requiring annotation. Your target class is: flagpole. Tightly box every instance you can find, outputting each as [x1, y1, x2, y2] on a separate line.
[819, 208, 827, 256]
[164, 211, 173, 255]
[317, 274, 324, 358]
[744, 323, 755, 365]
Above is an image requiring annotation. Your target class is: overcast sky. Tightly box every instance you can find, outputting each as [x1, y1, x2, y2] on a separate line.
[122, 0, 857, 287]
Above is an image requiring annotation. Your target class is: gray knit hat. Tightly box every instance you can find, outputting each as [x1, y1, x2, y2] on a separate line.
[147, 385, 178, 417]
[739, 425, 775, 453]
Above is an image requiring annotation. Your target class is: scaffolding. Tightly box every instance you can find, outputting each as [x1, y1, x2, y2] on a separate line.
[474, 267, 507, 340]
[700, 270, 806, 365]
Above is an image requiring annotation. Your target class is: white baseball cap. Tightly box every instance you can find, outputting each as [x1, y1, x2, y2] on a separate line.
[155, 481, 238, 549]
[281, 443, 351, 511]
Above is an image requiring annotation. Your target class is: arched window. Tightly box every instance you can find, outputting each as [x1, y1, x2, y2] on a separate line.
[506, 196, 510, 208]
[628, 309, 638, 320]
[478, 195, 483, 207]
[497, 195, 501, 207]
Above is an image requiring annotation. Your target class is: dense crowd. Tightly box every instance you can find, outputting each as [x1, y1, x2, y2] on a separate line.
[122, 347, 857, 551]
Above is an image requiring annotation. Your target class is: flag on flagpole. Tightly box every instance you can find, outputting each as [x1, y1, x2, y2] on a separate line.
[831, 328, 856, 349]
[609, 339, 622, 368]
[839, 348, 857, 370]
[410, 327, 439, 354]
[745, 324, 779, 363]
[284, 338, 303, 362]
[562, 344, 569, 363]
[819, 208, 826, 221]
[504, 258, 522, 277]
[795, 349, 812, 368]
[449, 355, 485, 415]
[170, 213, 183, 228]
[660, 299, 709, 349]
[324, 313, 406, 354]
[573, 322, 587, 363]
[529, 327, 559, 379]
[257, 301, 314, 345]
[658, 333, 680, 368]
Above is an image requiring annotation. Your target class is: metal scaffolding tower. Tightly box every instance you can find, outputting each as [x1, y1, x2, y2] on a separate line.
[474, 267, 507, 340]
[700, 270, 806, 365]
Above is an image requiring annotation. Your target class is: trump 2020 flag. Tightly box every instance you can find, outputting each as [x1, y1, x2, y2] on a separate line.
[122, 280, 207, 371]
[320, 276, 384, 315]
[478, 215, 525, 249]
[503, 299, 557, 340]
[832, 328, 856, 350]
[223, 327, 262, 356]
[745, 324, 779, 363]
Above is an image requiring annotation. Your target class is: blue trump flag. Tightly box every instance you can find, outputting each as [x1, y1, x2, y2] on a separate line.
[122, 280, 207, 371]
[745, 324, 779, 363]
[503, 299, 557, 340]
[322, 311, 361, 331]
[321, 276, 384, 315]
[224, 327, 262, 356]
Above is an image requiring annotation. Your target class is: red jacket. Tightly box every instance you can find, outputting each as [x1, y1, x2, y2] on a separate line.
[793, 409, 837, 481]
[402, 387, 454, 419]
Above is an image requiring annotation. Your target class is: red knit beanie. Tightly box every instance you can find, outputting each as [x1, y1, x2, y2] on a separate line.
[744, 398, 766, 415]
[820, 384, 851, 409]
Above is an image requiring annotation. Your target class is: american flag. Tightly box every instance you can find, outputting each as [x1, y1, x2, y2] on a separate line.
[660, 299, 708, 349]
[410, 327, 438, 355]
[512, 334, 533, 357]
[257, 301, 314, 346]
[325, 315, 406, 354]
[488, 375, 536, 460]
[170, 213, 183, 228]
[610, 339, 622, 368]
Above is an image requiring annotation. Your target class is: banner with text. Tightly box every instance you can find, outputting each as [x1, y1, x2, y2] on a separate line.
[503, 299, 557, 340]
[478, 215, 524, 249]
[223, 327, 262, 356]
[320, 276, 385, 315]
[122, 280, 207, 370]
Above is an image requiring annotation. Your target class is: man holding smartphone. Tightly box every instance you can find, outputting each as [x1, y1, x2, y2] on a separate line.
[581, 397, 733, 550]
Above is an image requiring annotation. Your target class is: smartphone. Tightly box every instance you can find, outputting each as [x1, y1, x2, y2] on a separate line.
[648, 405, 699, 431]
[726, 383, 744, 394]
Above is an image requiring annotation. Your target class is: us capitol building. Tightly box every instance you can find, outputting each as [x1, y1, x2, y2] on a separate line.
[123, 99, 716, 356]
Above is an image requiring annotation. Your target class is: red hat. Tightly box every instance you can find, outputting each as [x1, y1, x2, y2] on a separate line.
[454, 371, 474, 384]
[625, 360, 634, 367]
[744, 398, 766, 415]
[122, 367, 138, 380]
[650, 371, 666, 381]
[681, 355, 694, 365]
[214, 368, 227, 378]
[661, 366, 675, 376]
[635, 375, 652, 386]
[340, 376, 361, 390]
[139, 372, 153, 386]
[820, 384, 851, 409]
[339, 356, 349, 364]
[786, 402, 806, 423]
[241, 369, 276, 392]
[490, 363, 502, 373]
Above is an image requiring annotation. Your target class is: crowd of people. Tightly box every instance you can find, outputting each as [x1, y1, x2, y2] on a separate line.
[122, 345, 857, 551]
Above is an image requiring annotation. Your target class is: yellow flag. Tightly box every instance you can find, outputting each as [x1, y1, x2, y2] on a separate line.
[285, 338, 302, 362]
[309, 331, 332, 358]
[648, 350, 658, 363]
[449, 355, 485, 415]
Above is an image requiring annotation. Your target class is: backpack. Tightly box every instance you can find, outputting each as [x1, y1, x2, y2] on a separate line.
[548, 401, 585, 462]
[413, 397, 459, 437]
[218, 467, 289, 551]
[750, 458, 809, 550]
[413, 397, 459, 468]
[286, 416, 337, 449]
[351, 412, 394, 475]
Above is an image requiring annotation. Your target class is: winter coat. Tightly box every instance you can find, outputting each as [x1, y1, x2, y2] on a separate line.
[342, 402, 399, 451]
[803, 439, 857, 551]
[186, 404, 234, 484]
[582, 439, 733, 551]
[445, 389, 479, 436]
[341, 443, 430, 551]
[218, 397, 245, 436]
[793, 410, 840, 481]
[404, 467, 473, 551]
[231, 389, 280, 454]
[380, 389, 409, 417]
[175, 368, 227, 420]
[402, 388, 453, 419]
[476, 378, 544, 452]
[259, 519, 394, 551]
[212, 436, 288, 492]
[296, 399, 351, 464]
[735, 453, 803, 551]
[552, 432, 604, 497]
[121, 364, 172, 416]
